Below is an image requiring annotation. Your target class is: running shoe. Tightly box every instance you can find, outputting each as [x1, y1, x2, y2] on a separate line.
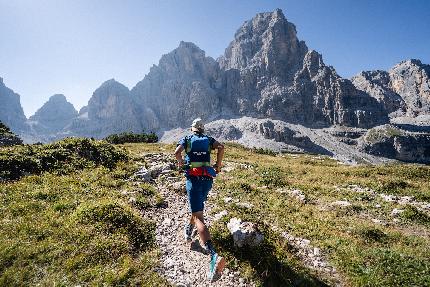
[207, 253, 226, 282]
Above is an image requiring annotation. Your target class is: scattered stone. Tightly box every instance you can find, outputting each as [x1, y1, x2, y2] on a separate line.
[214, 210, 228, 221]
[170, 181, 185, 193]
[227, 218, 264, 248]
[223, 197, 233, 203]
[332, 200, 352, 207]
[235, 202, 253, 209]
[391, 208, 404, 217]
[380, 194, 398, 202]
[134, 166, 152, 182]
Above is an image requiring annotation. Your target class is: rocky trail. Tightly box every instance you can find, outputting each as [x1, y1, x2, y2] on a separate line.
[131, 152, 357, 286]
[133, 153, 254, 287]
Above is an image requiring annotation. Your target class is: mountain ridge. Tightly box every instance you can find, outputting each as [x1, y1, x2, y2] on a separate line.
[1, 8, 429, 163]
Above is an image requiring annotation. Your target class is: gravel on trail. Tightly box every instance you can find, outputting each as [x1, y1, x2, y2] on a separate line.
[135, 153, 254, 287]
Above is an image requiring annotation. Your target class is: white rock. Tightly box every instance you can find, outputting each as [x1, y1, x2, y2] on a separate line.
[380, 194, 397, 202]
[332, 200, 352, 207]
[214, 210, 228, 221]
[235, 202, 253, 209]
[391, 208, 404, 217]
[227, 218, 264, 248]
[224, 197, 233, 203]
[135, 166, 152, 182]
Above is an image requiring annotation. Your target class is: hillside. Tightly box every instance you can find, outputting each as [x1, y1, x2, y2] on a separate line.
[1, 141, 429, 286]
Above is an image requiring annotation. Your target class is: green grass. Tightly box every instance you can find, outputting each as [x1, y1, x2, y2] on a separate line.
[0, 142, 168, 286]
[1, 141, 429, 286]
[210, 143, 430, 286]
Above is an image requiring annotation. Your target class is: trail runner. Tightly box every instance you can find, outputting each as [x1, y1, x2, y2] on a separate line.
[174, 118, 226, 281]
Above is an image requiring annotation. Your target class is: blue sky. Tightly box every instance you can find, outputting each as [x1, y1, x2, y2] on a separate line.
[1, 0, 429, 117]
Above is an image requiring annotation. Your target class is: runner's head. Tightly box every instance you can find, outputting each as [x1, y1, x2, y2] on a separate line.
[191, 118, 204, 133]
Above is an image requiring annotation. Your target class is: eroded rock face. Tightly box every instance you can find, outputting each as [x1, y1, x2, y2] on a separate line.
[0, 77, 27, 133]
[218, 9, 387, 128]
[358, 124, 430, 164]
[69, 79, 142, 138]
[131, 41, 223, 131]
[389, 60, 430, 117]
[29, 94, 78, 133]
[352, 60, 430, 119]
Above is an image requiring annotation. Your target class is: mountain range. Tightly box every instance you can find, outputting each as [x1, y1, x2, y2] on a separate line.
[1, 9, 429, 164]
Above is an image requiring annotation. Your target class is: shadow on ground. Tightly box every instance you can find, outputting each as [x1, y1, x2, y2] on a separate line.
[212, 226, 329, 287]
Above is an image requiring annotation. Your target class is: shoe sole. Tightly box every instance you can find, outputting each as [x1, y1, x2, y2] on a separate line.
[216, 256, 226, 274]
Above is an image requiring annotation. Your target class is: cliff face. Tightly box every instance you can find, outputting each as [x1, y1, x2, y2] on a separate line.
[0, 77, 27, 132]
[352, 59, 430, 120]
[218, 9, 388, 128]
[69, 79, 143, 138]
[131, 41, 223, 131]
[29, 94, 78, 133]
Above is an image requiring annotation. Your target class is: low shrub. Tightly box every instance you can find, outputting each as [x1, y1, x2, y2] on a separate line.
[0, 121, 22, 147]
[105, 131, 158, 144]
[75, 201, 155, 251]
[0, 138, 128, 180]
[258, 166, 287, 188]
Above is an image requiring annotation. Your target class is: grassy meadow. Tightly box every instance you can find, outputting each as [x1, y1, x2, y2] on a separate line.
[0, 140, 429, 286]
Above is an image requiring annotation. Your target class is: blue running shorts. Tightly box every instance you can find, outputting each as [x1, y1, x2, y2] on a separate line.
[186, 176, 213, 213]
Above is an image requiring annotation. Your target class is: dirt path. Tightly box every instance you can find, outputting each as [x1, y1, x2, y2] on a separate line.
[135, 153, 253, 287]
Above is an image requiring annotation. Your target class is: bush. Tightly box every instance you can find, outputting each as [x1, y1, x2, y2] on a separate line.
[105, 131, 158, 144]
[0, 138, 128, 180]
[75, 201, 155, 251]
[258, 166, 286, 188]
[252, 147, 278, 156]
[0, 121, 22, 147]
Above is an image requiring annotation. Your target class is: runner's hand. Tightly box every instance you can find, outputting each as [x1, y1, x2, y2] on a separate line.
[177, 160, 184, 169]
[214, 164, 221, 174]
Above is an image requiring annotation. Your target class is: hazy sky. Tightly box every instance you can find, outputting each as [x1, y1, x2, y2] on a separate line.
[1, 0, 429, 117]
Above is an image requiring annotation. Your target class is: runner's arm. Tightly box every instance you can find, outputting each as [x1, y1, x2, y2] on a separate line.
[174, 145, 184, 168]
[212, 141, 224, 172]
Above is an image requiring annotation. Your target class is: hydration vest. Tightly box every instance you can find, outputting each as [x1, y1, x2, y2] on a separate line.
[184, 133, 212, 168]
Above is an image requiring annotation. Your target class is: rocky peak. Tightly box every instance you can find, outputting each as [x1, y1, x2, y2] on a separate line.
[155, 41, 219, 82]
[0, 77, 27, 132]
[130, 41, 222, 131]
[389, 60, 430, 117]
[88, 79, 131, 121]
[219, 8, 308, 78]
[351, 70, 405, 115]
[30, 94, 77, 121]
[29, 94, 78, 133]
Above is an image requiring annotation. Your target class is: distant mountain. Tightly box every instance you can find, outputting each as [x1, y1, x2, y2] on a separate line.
[67, 79, 142, 138]
[2, 9, 429, 164]
[130, 41, 223, 131]
[28, 94, 78, 134]
[0, 77, 27, 132]
[352, 59, 430, 121]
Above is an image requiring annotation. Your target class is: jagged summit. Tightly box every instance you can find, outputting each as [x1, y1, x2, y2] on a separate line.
[0, 77, 27, 132]
[98, 78, 129, 91]
[219, 8, 308, 74]
[352, 59, 430, 118]
[29, 93, 77, 134]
